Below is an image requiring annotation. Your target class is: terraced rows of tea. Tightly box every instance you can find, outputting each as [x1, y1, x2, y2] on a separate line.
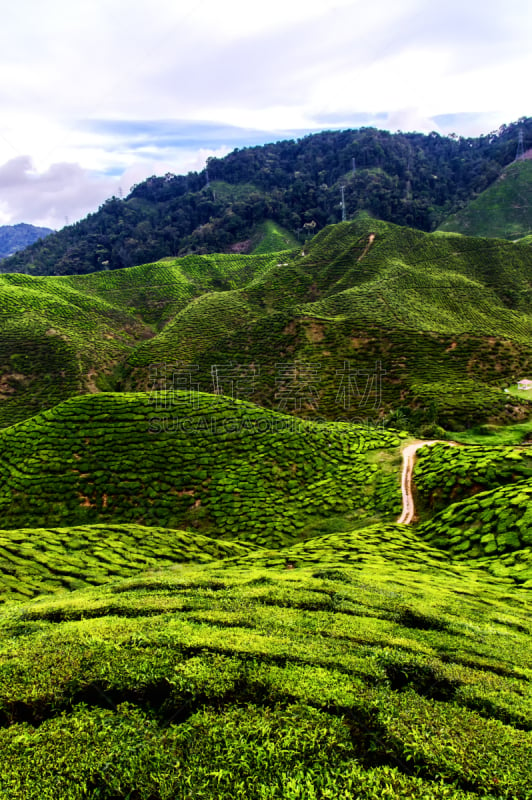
[2, 217, 532, 431]
[0, 529, 529, 799]
[1, 216, 531, 797]
[121, 218, 532, 430]
[438, 159, 532, 240]
[0, 251, 279, 427]
[0, 523, 257, 602]
[0, 392, 404, 539]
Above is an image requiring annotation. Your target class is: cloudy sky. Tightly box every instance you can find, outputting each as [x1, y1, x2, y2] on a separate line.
[1, 0, 530, 229]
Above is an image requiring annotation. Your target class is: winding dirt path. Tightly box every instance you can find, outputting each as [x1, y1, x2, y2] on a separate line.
[396, 440, 456, 525]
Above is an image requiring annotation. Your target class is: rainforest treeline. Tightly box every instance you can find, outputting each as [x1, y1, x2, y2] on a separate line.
[2, 118, 531, 276]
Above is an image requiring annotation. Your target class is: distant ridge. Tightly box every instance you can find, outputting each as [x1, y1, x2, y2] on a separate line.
[0, 222, 52, 259]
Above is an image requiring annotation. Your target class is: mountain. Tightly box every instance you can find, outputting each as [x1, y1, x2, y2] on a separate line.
[1, 118, 531, 276]
[1, 216, 532, 434]
[0, 223, 52, 259]
[438, 157, 532, 239]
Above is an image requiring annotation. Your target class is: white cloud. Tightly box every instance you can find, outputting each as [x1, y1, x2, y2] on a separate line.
[0, 156, 118, 228]
[0, 0, 530, 225]
[0, 144, 236, 228]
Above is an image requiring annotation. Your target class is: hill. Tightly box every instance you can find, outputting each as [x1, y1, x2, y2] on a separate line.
[2, 217, 532, 433]
[0, 523, 257, 602]
[0, 251, 278, 427]
[0, 223, 52, 259]
[2, 118, 531, 276]
[438, 159, 532, 239]
[0, 210, 532, 794]
[0, 392, 404, 536]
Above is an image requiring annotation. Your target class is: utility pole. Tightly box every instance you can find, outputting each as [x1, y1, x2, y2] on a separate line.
[516, 128, 525, 161]
[352, 158, 356, 174]
[341, 186, 346, 222]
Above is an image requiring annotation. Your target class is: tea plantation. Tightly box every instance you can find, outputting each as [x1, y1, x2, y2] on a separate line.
[0, 523, 258, 602]
[124, 217, 532, 431]
[0, 251, 279, 427]
[2, 217, 532, 432]
[0, 391, 404, 538]
[0, 526, 529, 799]
[438, 159, 532, 240]
[0, 217, 531, 797]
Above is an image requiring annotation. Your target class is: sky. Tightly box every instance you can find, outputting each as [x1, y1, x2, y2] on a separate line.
[0, 0, 530, 229]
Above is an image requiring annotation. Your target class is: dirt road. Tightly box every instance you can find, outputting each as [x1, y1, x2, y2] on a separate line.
[396, 440, 454, 525]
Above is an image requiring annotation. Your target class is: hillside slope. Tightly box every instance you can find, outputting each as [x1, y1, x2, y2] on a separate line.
[0, 252, 278, 427]
[0, 391, 404, 536]
[124, 217, 532, 431]
[0, 215, 532, 435]
[2, 218, 532, 432]
[438, 159, 532, 239]
[0, 528, 529, 799]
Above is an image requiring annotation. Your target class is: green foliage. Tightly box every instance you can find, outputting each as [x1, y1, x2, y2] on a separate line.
[412, 442, 532, 582]
[414, 443, 532, 514]
[439, 160, 532, 240]
[3, 119, 531, 276]
[0, 391, 402, 537]
[0, 523, 257, 602]
[0, 532, 529, 798]
[2, 216, 532, 432]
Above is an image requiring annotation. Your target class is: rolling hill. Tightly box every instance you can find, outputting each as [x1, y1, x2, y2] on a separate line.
[0, 393, 530, 796]
[0, 251, 279, 427]
[0, 520, 529, 799]
[0, 216, 531, 795]
[2, 216, 532, 433]
[0, 391, 404, 536]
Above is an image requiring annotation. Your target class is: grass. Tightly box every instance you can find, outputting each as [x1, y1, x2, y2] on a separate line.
[505, 383, 532, 401]
[447, 420, 532, 446]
